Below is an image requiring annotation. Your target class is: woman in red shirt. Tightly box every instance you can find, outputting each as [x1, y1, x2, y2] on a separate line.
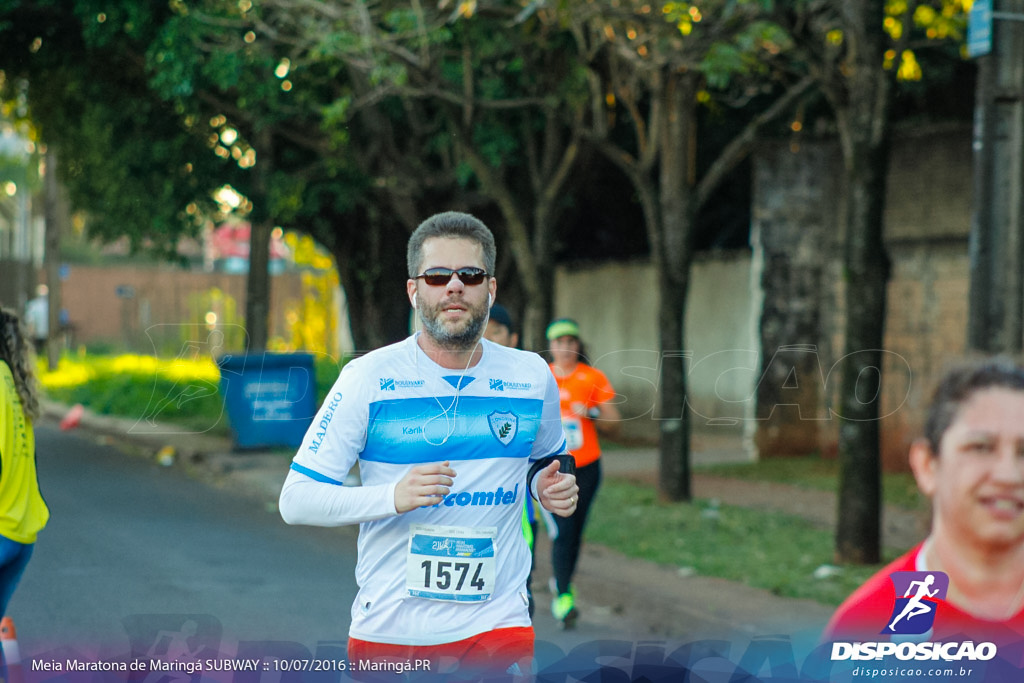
[825, 359, 1024, 649]
[545, 318, 620, 629]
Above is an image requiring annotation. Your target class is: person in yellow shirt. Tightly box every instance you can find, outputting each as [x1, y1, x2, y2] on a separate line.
[0, 308, 49, 617]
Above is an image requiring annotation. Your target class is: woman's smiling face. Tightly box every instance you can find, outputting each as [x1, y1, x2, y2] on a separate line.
[914, 387, 1024, 550]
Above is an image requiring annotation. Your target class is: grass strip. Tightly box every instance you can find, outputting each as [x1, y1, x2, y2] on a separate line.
[586, 479, 896, 606]
[695, 454, 926, 511]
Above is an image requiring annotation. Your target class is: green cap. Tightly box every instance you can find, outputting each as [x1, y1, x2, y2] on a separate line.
[546, 319, 580, 340]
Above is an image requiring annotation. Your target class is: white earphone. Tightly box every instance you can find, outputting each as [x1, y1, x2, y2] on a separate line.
[412, 296, 418, 310]
[488, 293, 493, 307]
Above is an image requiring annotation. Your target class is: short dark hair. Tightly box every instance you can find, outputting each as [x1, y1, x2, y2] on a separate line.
[923, 358, 1024, 451]
[488, 304, 515, 334]
[407, 211, 496, 278]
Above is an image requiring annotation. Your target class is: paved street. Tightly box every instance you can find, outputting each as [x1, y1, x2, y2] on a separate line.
[12, 423, 688, 667]
[0, 407, 862, 681]
[15, 425, 360, 655]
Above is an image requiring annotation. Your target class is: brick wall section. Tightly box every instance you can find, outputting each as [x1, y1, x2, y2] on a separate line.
[57, 264, 305, 353]
[877, 240, 970, 470]
[883, 123, 973, 241]
[876, 124, 972, 470]
[756, 126, 973, 470]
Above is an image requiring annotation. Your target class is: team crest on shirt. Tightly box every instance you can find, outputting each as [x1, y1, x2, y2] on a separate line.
[487, 411, 518, 446]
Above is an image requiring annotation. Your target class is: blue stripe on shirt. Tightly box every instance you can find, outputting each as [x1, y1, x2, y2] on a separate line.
[361, 396, 545, 464]
[290, 461, 345, 485]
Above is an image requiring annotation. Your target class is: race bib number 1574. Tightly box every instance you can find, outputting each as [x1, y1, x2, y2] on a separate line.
[406, 524, 497, 602]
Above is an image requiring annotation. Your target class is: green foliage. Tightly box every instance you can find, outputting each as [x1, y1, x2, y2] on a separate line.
[382, 8, 422, 35]
[40, 353, 228, 435]
[0, 0, 973, 352]
[472, 119, 521, 168]
[702, 43, 749, 89]
[39, 352, 350, 433]
[0, 148, 37, 190]
[321, 98, 352, 138]
[266, 171, 307, 224]
[0, 0, 236, 254]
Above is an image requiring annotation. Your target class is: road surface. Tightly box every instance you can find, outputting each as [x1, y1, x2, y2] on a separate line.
[11, 424, 655, 672]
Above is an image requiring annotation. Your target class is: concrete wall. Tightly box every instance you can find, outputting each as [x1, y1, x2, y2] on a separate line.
[752, 141, 842, 457]
[551, 125, 975, 466]
[553, 252, 758, 442]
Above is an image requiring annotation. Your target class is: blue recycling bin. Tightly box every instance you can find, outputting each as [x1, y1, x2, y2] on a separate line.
[217, 353, 317, 449]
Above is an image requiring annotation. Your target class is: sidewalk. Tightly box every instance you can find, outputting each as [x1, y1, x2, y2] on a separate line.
[41, 400, 845, 640]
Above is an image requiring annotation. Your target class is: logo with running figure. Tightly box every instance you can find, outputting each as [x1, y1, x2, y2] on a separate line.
[487, 411, 518, 446]
[883, 571, 949, 635]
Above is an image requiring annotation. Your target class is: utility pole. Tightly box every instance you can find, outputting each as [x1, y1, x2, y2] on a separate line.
[968, 0, 1024, 354]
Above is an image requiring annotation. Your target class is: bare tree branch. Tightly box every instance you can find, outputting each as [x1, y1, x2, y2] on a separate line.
[697, 73, 816, 208]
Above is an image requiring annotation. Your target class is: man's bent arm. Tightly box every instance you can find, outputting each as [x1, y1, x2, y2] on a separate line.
[279, 468, 398, 526]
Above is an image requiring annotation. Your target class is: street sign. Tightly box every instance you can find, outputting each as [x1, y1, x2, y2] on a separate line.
[968, 0, 993, 58]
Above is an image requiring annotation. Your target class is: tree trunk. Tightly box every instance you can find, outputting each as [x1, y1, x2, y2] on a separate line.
[332, 211, 411, 351]
[656, 71, 698, 502]
[657, 268, 691, 500]
[753, 143, 837, 457]
[245, 128, 273, 353]
[43, 148, 62, 370]
[833, 0, 893, 565]
[835, 142, 889, 564]
[245, 216, 272, 354]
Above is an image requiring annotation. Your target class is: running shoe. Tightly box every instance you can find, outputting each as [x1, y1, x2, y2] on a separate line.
[552, 592, 578, 630]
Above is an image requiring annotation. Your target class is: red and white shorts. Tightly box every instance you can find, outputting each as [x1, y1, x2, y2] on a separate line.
[347, 626, 533, 679]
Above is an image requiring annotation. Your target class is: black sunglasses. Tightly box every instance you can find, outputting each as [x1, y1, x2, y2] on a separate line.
[414, 267, 490, 286]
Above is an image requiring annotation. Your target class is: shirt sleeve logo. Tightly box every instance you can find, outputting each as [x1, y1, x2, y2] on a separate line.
[883, 571, 949, 635]
[487, 411, 518, 446]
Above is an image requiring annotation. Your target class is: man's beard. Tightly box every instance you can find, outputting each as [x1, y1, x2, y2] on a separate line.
[417, 295, 488, 350]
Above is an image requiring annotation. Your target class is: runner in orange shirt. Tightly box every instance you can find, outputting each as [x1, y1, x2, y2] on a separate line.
[546, 318, 620, 628]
